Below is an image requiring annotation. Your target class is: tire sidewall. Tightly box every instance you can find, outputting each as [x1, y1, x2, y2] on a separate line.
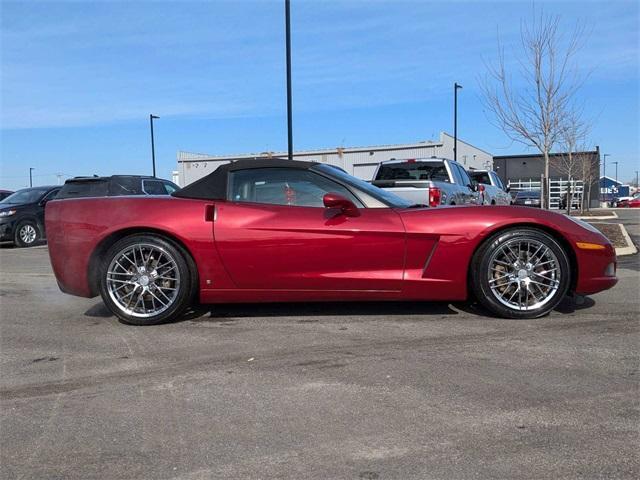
[472, 228, 571, 319]
[99, 235, 194, 325]
[14, 220, 39, 248]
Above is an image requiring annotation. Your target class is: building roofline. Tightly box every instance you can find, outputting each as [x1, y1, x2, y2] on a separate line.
[494, 150, 599, 160]
[599, 175, 622, 184]
[439, 132, 493, 156]
[178, 141, 444, 163]
[177, 133, 491, 164]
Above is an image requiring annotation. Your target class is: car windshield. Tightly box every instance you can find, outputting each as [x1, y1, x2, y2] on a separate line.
[0, 187, 50, 204]
[469, 171, 491, 184]
[313, 164, 412, 208]
[374, 161, 450, 183]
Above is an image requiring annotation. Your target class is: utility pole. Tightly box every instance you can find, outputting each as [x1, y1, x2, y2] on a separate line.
[453, 83, 462, 162]
[612, 161, 618, 184]
[285, 0, 293, 161]
[29, 167, 34, 187]
[636, 170, 639, 188]
[150, 114, 160, 177]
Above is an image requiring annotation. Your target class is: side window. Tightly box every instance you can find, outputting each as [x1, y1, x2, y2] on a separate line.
[42, 188, 61, 202]
[456, 164, 472, 187]
[162, 181, 179, 194]
[228, 168, 362, 207]
[492, 173, 505, 190]
[450, 163, 464, 185]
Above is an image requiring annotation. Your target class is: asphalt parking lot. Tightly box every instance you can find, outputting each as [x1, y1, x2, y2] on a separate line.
[1, 212, 639, 479]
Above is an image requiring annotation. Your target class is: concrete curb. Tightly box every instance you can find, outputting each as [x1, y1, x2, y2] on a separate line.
[616, 224, 638, 256]
[572, 211, 618, 220]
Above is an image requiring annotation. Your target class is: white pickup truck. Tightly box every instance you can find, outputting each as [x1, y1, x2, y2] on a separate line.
[371, 158, 478, 207]
[467, 170, 512, 205]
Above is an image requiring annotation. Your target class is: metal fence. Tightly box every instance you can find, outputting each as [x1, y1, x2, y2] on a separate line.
[507, 178, 584, 210]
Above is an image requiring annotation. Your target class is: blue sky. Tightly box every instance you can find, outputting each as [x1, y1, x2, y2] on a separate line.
[1, 0, 638, 190]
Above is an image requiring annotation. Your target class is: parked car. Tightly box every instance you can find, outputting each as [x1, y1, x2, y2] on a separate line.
[513, 190, 542, 208]
[468, 170, 511, 205]
[371, 158, 478, 207]
[613, 194, 635, 207]
[0, 190, 14, 201]
[0, 186, 61, 247]
[617, 192, 640, 208]
[45, 158, 616, 325]
[56, 175, 179, 199]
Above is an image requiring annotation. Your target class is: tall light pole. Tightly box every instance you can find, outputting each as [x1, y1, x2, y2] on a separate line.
[453, 83, 463, 163]
[612, 161, 618, 184]
[149, 114, 160, 177]
[29, 167, 34, 187]
[602, 153, 610, 203]
[636, 170, 639, 189]
[285, 0, 293, 161]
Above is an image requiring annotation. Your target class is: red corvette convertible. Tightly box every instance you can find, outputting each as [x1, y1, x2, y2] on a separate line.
[46, 159, 617, 325]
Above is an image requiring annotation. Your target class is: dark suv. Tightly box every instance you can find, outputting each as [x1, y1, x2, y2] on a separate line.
[0, 186, 61, 247]
[56, 175, 179, 199]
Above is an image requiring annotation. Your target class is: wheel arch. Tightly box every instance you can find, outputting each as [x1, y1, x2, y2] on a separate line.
[87, 227, 199, 297]
[467, 222, 578, 298]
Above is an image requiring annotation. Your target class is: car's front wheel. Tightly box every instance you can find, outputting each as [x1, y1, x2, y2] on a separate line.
[471, 228, 571, 319]
[14, 220, 40, 247]
[99, 235, 195, 325]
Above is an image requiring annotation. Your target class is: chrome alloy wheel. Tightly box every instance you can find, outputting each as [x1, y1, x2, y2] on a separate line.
[19, 224, 37, 244]
[106, 243, 180, 318]
[487, 238, 561, 311]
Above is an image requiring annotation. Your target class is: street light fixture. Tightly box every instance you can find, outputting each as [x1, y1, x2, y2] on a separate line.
[453, 83, 463, 163]
[149, 114, 160, 177]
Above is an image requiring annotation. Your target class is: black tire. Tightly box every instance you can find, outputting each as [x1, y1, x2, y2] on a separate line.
[99, 234, 197, 325]
[470, 228, 571, 319]
[14, 220, 40, 247]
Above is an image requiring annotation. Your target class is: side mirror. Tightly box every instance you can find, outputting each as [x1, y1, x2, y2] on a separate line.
[323, 193, 359, 217]
[505, 186, 511, 193]
[469, 181, 479, 192]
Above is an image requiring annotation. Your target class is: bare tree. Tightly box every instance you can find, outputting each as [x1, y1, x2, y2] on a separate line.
[553, 109, 591, 214]
[480, 10, 587, 208]
[578, 150, 598, 213]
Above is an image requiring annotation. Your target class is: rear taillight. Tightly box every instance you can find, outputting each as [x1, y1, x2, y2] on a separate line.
[428, 187, 442, 207]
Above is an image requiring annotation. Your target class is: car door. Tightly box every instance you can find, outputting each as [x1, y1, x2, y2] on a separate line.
[214, 167, 406, 292]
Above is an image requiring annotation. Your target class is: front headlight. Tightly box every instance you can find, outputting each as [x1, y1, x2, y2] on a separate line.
[0, 209, 16, 217]
[564, 214, 601, 234]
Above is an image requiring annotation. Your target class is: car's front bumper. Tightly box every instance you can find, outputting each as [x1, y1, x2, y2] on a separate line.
[0, 218, 16, 242]
[574, 241, 618, 295]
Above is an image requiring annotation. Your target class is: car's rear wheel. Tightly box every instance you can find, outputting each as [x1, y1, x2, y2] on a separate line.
[99, 235, 195, 325]
[14, 220, 40, 247]
[471, 228, 571, 319]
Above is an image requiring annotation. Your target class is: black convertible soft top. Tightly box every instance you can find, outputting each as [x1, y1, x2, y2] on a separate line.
[172, 158, 318, 200]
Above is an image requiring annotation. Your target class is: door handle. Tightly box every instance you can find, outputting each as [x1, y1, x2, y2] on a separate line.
[204, 204, 216, 222]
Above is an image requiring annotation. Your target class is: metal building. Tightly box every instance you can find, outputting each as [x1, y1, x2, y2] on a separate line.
[176, 132, 492, 187]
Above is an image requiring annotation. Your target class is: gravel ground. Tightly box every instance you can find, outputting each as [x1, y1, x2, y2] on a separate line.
[1, 223, 638, 479]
